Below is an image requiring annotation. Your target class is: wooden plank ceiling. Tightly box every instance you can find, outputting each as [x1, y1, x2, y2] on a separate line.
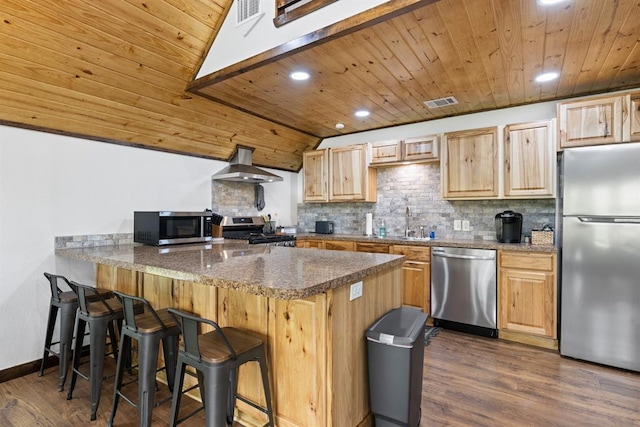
[0, 0, 317, 172]
[192, 0, 640, 139]
[1, 0, 640, 172]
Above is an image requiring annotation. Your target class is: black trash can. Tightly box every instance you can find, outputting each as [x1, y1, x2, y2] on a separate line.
[366, 306, 428, 427]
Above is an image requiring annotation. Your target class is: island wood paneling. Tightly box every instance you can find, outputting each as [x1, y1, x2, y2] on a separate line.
[95, 263, 403, 427]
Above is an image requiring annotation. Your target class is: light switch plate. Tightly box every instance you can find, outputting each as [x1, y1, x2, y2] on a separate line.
[454, 220, 462, 231]
[462, 220, 470, 231]
[350, 281, 363, 301]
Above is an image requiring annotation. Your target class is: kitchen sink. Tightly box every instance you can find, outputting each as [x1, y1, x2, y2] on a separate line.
[376, 236, 432, 241]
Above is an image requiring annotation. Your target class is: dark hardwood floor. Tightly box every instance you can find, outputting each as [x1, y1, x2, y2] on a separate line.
[1, 330, 639, 426]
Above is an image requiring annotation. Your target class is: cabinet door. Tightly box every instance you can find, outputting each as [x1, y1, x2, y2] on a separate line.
[401, 260, 430, 314]
[498, 251, 556, 340]
[504, 121, 555, 198]
[323, 240, 355, 251]
[558, 95, 628, 148]
[499, 268, 555, 338]
[391, 245, 431, 314]
[442, 127, 499, 199]
[303, 150, 329, 202]
[631, 94, 640, 142]
[329, 145, 376, 202]
[370, 140, 402, 164]
[403, 135, 439, 162]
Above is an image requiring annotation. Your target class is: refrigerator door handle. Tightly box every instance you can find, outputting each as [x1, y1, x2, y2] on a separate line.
[578, 216, 640, 224]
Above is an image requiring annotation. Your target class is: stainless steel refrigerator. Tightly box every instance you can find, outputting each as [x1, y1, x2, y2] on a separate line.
[561, 143, 640, 372]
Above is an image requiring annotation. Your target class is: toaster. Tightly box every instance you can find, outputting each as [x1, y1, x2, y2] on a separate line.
[315, 221, 334, 234]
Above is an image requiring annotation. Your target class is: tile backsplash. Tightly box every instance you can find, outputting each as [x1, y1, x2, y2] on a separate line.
[297, 163, 555, 240]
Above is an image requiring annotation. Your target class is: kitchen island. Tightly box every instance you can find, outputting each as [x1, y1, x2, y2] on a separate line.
[55, 242, 405, 427]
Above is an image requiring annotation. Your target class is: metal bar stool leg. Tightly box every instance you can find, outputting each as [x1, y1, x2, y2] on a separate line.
[204, 364, 232, 427]
[57, 302, 77, 391]
[38, 304, 58, 378]
[88, 317, 111, 421]
[107, 332, 131, 426]
[137, 333, 162, 427]
[169, 357, 187, 427]
[258, 348, 275, 427]
[66, 317, 86, 401]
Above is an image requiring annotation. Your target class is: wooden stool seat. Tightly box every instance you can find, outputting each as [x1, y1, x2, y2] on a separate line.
[196, 327, 263, 364]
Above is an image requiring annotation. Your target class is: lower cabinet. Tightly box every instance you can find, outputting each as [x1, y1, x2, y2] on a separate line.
[391, 245, 431, 315]
[498, 250, 557, 349]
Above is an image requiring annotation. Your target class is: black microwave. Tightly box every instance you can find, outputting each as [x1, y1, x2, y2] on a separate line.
[134, 211, 213, 246]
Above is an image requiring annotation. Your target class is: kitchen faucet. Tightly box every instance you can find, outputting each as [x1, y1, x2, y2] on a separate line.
[404, 206, 412, 237]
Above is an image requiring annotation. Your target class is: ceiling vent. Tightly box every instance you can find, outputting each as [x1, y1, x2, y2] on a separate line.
[237, 0, 261, 25]
[423, 96, 459, 109]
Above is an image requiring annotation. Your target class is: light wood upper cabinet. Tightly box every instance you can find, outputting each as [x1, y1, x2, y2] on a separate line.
[441, 127, 499, 199]
[329, 144, 377, 202]
[303, 149, 329, 202]
[504, 120, 555, 198]
[303, 145, 376, 202]
[631, 93, 640, 142]
[370, 139, 402, 164]
[498, 250, 557, 349]
[403, 135, 439, 162]
[558, 94, 630, 148]
[370, 135, 439, 166]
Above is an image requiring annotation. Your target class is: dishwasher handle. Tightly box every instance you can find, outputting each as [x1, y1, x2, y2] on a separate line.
[431, 250, 495, 261]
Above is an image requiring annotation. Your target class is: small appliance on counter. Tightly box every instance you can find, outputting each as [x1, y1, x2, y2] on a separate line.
[134, 211, 217, 246]
[495, 210, 523, 243]
[315, 220, 334, 234]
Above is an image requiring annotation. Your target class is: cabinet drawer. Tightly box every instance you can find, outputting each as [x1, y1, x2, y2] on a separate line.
[324, 240, 355, 251]
[391, 245, 431, 262]
[500, 251, 554, 271]
[356, 242, 390, 253]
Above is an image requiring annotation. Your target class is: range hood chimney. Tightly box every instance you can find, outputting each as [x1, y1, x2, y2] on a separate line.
[212, 145, 283, 183]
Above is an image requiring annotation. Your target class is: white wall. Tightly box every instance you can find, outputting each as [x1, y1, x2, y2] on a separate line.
[198, 0, 390, 76]
[0, 125, 297, 370]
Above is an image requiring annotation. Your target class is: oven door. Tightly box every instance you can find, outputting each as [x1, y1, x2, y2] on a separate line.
[159, 212, 210, 245]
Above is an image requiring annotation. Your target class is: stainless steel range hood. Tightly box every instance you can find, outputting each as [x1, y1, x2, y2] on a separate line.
[212, 146, 283, 183]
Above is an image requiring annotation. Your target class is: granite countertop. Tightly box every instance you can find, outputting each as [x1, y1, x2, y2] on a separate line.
[296, 233, 557, 253]
[55, 242, 405, 300]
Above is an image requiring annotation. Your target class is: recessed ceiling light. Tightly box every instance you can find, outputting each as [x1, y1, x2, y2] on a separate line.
[290, 71, 310, 81]
[535, 72, 559, 82]
[355, 110, 370, 118]
[538, 0, 568, 5]
[335, 123, 345, 129]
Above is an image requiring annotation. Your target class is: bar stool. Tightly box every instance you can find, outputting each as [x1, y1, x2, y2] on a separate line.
[167, 309, 274, 427]
[107, 291, 180, 427]
[39, 273, 112, 391]
[66, 281, 124, 421]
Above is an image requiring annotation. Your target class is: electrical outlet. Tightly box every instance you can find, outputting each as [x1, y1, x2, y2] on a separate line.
[462, 220, 470, 231]
[454, 220, 462, 231]
[350, 281, 363, 301]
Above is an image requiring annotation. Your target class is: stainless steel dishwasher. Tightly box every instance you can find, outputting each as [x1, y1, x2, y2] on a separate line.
[431, 246, 497, 337]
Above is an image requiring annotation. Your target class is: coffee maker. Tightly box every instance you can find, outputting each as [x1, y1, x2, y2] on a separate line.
[495, 210, 523, 243]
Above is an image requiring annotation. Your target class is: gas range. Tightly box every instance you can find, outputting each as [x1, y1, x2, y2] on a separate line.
[221, 216, 296, 246]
